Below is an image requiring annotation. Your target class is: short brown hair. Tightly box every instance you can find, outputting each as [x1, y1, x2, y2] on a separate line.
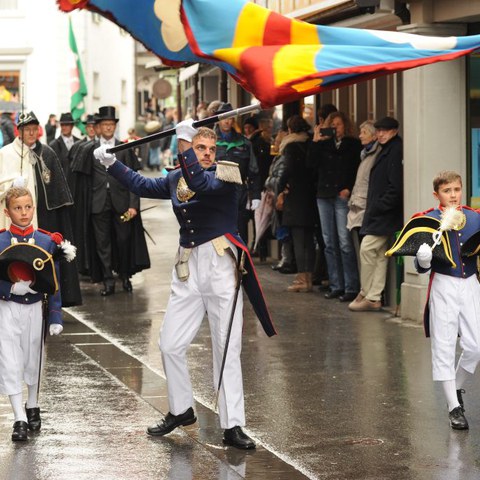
[193, 127, 217, 143]
[5, 187, 33, 208]
[433, 170, 462, 192]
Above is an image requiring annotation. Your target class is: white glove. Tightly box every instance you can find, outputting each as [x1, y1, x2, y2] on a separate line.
[251, 199, 261, 210]
[49, 324, 63, 336]
[94, 144, 117, 167]
[11, 280, 36, 296]
[13, 176, 26, 188]
[175, 119, 198, 142]
[416, 243, 432, 269]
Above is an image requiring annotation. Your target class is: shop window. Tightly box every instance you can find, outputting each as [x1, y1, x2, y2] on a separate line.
[468, 52, 480, 207]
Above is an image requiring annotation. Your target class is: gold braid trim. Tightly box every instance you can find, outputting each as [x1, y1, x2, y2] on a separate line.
[215, 161, 242, 185]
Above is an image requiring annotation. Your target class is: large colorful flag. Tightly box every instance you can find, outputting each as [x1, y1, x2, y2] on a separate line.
[68, 17, 88, 132]
[58, 0, 480, 107]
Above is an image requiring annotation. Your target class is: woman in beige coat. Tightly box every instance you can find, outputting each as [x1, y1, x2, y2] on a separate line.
[347, 120, 381, 256]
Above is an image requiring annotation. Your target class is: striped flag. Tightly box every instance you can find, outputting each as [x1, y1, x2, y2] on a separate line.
[57, 0, 480, 107]
[68, 17, 88, 132]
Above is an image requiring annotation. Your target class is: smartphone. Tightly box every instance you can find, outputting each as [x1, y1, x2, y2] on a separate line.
[320, 127, 335, 136]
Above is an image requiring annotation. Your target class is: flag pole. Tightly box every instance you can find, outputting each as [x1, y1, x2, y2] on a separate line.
[107, 103, 262, 155]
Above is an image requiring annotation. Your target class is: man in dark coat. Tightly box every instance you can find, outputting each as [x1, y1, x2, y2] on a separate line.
[0, 111, 82, 307]
[70, 106, 150, 296]
[214, 102, 261, 246]
[351, 116, 403, 311]
[49, 112, 80, 178]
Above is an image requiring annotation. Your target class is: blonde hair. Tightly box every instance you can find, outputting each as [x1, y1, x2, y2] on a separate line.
[5, 187, 33, 208]
[433, 171, 462, 192]
[193, 127, 217, 142]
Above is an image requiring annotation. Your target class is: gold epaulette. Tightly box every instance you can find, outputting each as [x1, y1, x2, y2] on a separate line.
[215, 161, 242, 185]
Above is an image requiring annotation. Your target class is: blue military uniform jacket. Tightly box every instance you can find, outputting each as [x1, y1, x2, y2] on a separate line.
[414, 205, 480, 337]
[108, 147, 276, 337]
[0, 225, 63, 326]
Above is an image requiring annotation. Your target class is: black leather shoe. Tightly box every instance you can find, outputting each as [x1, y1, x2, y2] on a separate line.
[449, 406, 469, 430]
[457, 389, 465, 408]
[339, 292, 358, 302]
[147, 407, 196, 436]
[223, 426, 256, 450]
[12, 421, 28, 441]
[278, 264, 298, 274]
[122, 278, 133, 292]
[25, 405, 41, 431]
[100, 285, 115, 297]
[325, 290, 343, 299]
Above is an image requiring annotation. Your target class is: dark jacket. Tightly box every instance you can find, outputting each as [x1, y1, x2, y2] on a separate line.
[360, 135, 403, 236]
[307, 136, 362, 198]
[49, 135, 80, 177]
[108, 148, 276, 337]
[278, 139, 317, 228]
[71, 139, 150, 281]
[214, 128, 261, 203]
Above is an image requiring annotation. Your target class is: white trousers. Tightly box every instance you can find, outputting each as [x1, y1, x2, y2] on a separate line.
[0, 301, 43, 395]
[160, 241, 245, 429]
[429, 273, 480, 381]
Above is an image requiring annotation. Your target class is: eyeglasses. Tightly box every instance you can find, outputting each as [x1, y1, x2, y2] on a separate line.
[194, 144, 216, 153]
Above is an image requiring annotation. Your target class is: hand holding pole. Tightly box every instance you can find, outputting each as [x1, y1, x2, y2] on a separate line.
[107, 103, 262, 154]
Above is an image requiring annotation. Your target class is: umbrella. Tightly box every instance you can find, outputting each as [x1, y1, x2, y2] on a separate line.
[0, 101, 22, 112]
[253, 190, 275, 251]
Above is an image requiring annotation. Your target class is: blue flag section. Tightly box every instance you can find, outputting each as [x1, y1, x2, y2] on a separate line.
[58, 0, 480, 107]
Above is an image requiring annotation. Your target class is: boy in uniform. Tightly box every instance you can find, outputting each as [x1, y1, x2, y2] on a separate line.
[413, 171, 480, 430]
[0, 187, 64, 441]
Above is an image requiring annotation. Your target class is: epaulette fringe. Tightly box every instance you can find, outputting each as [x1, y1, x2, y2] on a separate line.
[215, 161, 242, 185]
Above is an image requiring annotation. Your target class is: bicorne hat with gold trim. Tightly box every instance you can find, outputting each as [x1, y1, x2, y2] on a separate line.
[385, 215, 456, 267]
[0, 243, 58, 294]
[460, 230, 480, 257]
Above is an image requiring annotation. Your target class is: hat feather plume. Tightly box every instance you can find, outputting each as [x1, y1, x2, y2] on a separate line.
[431, 207, 463, 249]
[59, 239, 76, 262]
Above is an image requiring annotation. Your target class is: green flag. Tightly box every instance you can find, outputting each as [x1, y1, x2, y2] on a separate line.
[69, 17, 87, 134]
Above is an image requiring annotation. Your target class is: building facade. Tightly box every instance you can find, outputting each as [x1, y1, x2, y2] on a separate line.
[0, 0, 136, 139]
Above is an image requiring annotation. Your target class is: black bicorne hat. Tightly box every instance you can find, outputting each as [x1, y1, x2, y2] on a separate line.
[97, 106, 119, 123]
[16, 111, 40, 128]
[461, 231, 480, 257]
[0, 243, 59, 294]
[59, 112, 75, 125]
[385, 215, 456, 268]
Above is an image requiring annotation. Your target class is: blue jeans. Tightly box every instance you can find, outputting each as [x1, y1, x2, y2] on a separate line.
[316, 197, 359, 293]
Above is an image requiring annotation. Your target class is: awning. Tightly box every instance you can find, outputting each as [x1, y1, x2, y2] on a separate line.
[179, 63, 199, 82]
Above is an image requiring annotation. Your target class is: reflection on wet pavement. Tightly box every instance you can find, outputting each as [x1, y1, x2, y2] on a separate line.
[2, 197, 480, 479]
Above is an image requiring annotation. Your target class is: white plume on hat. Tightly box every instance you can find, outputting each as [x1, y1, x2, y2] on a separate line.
[59, 239, 76, 262]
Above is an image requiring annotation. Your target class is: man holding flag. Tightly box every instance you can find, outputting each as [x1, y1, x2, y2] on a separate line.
[94, 119, 276, 449]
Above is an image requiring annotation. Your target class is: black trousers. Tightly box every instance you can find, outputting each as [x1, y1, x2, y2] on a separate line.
[91, 192, 132, 283]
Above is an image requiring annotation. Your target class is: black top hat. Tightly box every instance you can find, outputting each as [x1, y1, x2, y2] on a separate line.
[16, 111, 40, 128]
[216, 102, 233, 115]
[243, 116, 259, 129]
[59, 112, 75, 125]
[97, 106, 119, 123]
[374, 116, 399, 130]
[385, 215, 455, 268]
[82, 114, 96, 125]
[0, 243, 58, 294]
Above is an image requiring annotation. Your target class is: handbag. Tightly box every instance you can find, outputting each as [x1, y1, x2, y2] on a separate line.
[275, 188, 289, 211]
